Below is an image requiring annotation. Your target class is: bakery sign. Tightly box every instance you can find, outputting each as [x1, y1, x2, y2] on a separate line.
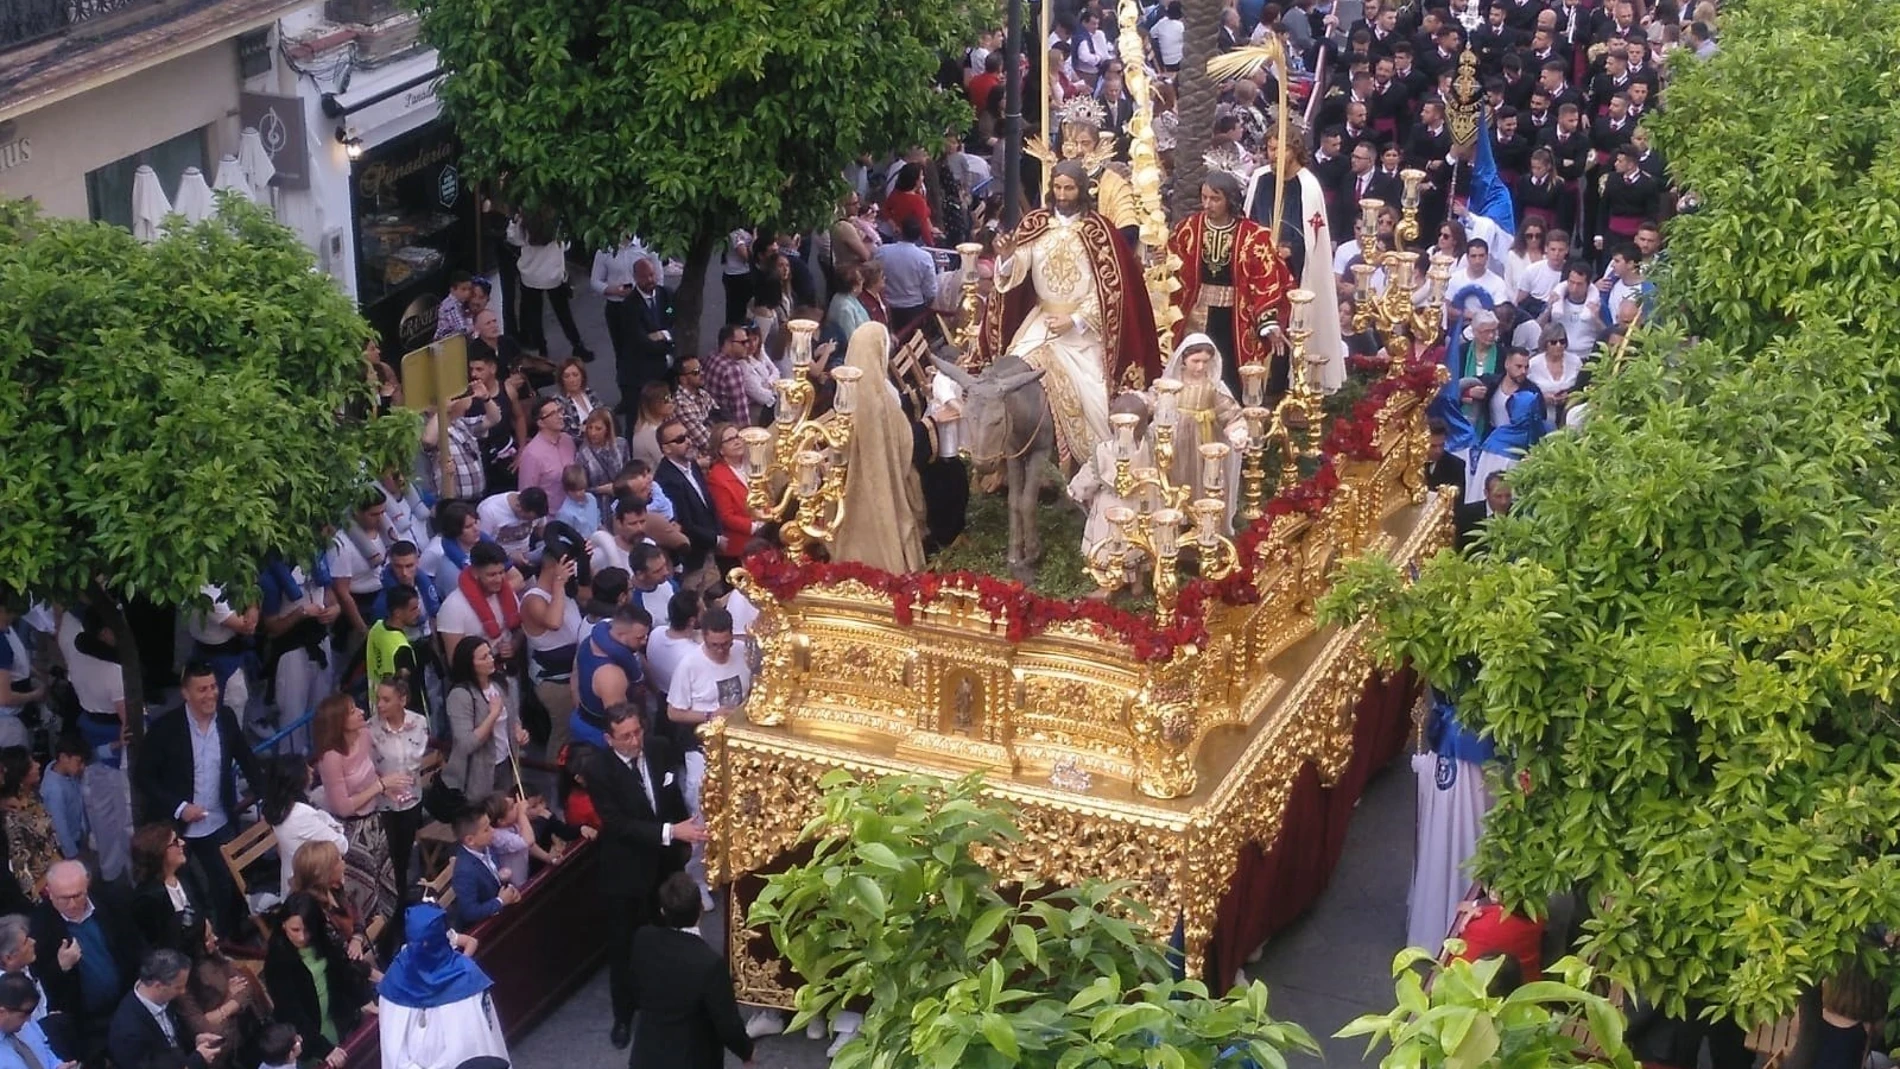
[356, 138, 456, 203]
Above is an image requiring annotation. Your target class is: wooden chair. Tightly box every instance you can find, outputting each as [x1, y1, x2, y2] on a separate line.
[1745, 1013, 1800, 1069]
[219, 818, 279, 945]
[421, 856, 457, 915]
[412, 750, 458, 877]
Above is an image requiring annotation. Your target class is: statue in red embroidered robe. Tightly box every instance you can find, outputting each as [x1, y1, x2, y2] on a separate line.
[979, 161, 1163, 465]
[1170, 170, 1295, 402]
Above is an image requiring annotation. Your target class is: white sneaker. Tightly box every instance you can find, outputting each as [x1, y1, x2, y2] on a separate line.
[805, 1020, 826, 1040]
[826, 1030, 855, 1058]
[745, 1009, 787, 1039]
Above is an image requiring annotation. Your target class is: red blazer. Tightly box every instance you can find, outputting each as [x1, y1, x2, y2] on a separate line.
[882, 190, 934, 239]
[706, 461, 754, 557]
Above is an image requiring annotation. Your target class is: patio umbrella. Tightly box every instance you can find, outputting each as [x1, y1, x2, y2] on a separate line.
[212, 154, 253, 203]
[131, 164, 171, 242]
[236, 126, 276, 203]
[172, 166, 215, 224]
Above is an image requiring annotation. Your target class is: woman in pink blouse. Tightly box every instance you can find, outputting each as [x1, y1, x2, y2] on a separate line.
[313, 693, 405, 937]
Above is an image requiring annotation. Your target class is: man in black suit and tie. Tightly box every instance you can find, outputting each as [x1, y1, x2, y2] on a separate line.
[580, 703, 699, 1050]
[630, 872, 754, 1069]
[652, 417, 721, 573]
[133, 662, 264, 938]
[620, 258, 677, 422]
[106, 949, 221, 1069]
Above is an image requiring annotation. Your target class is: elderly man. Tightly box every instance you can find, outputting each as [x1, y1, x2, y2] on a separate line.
[30, 862, 139, 1063]
[106, 950, 221, 1069]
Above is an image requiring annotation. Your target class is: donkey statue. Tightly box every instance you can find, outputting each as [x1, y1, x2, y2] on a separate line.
[932, 354, 1057, 584]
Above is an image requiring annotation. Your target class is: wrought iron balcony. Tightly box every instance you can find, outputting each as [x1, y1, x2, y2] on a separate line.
[1, 0, 163, 51]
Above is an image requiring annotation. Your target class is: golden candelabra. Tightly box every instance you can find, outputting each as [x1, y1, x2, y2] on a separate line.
[1084, 385, 1243, 627]
[1350, 173, 1455, 374]
[946, 242, 985, 356]
[738, 319, 863, 556]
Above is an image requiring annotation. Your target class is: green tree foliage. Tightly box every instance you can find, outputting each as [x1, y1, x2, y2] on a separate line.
[411, 0, 985, 350]
[751, 772, 1319, 1069]
[1318, 0, 1900, 1027]
[0, 198, 418, 719]
[1339, 949, 1634, 1069]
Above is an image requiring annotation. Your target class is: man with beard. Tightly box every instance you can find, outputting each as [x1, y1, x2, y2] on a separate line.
[1169, 170, 1294, 400]
[1242, 132, 1348, 393]
[981, 160, 1161, 464]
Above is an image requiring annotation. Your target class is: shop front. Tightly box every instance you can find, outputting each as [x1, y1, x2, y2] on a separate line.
[347, 119, 476, 356]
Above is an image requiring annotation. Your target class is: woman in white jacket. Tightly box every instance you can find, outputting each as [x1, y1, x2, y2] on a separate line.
[507, 209, 593, 362]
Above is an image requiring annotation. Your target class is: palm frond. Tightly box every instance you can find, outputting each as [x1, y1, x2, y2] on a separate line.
[1205, 41, 1285, 83]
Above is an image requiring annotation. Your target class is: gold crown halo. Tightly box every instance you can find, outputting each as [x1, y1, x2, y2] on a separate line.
[1057, 95, 1111, 131]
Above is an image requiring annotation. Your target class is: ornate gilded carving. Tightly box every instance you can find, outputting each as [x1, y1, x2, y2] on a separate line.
[708, 389, 1451, 1000]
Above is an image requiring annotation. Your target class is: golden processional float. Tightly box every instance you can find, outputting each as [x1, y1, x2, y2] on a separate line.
[702, 5, 1477, 999]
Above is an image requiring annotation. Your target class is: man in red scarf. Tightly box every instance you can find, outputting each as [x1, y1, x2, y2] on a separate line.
[436, 541, 522, 669]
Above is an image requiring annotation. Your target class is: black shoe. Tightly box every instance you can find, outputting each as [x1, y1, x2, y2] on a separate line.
[610, 1019, 631, 1049]
[574, 346, 597, 363]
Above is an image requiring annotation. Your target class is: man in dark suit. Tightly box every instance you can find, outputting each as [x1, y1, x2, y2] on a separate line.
[33, 860, 141, 1063]
[1425, 417, 1468, 492]
[652, 417, 721, 573]
[133, 661, 265, 937]
[1457, 471, 1515, 551]
[107, 949, 220, 1069]
[581, 704, 699, 1050]
[629, 873, 754, 1069]
[619, 257, 677, 418]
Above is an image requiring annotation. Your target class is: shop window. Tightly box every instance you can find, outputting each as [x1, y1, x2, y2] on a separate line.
[85, 127, 210, 232]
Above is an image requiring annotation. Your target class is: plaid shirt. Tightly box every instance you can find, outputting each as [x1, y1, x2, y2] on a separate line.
[431, 416, 487, 500]
[672, 384, 717, 457]
[700, 352, 750, 430]
[434, 295, 473, 341]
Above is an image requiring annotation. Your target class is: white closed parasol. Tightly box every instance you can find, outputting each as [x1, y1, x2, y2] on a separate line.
[212, 154, 253, 203]
[131, 164, 172, 242]
[236, 126, 276, 203]
[172, 166, 215, 224]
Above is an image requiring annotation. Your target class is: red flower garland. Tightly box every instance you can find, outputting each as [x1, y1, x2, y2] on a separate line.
[741, 356, 1441, 662]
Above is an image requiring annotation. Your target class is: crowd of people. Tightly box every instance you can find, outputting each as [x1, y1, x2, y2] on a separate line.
[0, 0, 1720, 1066]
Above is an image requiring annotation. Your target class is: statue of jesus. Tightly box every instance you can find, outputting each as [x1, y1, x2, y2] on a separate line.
[981, 160, 1162, 465]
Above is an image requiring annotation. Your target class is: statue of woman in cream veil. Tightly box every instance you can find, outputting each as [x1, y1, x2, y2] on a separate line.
[829, 322, 928, 573]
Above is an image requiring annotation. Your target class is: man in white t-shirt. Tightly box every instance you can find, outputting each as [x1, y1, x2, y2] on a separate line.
[1514, 230, 1570, 314]
[326, 494, 389, 648]
[665, 605, 749, 915]
[627, 544, 678, 629]
[645, 589, 701, 698]
[587, 495, 652, 575]
[435, 541, 520, 667]
[1542, 262, 1602, 362]
[476, 487, 549, 571]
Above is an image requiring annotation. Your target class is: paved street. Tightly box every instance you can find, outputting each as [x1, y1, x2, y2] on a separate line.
[509, 755, 1416, 1069]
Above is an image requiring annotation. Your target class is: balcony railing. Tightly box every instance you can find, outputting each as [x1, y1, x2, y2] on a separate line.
[2, 0, 160, 51]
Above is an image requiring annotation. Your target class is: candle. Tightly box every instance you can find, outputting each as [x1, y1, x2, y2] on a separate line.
[1238, 362, 1268, 408]
[830, 365, 863, 416]
[1129, 467, 1160, 515]
[1199, 442, 1230, 495]
[956, 241, 983, 279]
[794, 450, 824, 496]
[1109, 411, 1139, 460]
[1358, 198, 1384, 240]
[739, 427, 773, 479]
[1400, 168, 1425, 211]
[1242, 406, 1269, 442]
[1287, 289, 1314, 335]
[1351, 261, 1376, 299]
[1152, 378, 1183, 425]
[1149, 508, 1183, 558]
[787, 318, 818, 371]
[1192, 498, 1224, 547]
[774, 379, 801, 425]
